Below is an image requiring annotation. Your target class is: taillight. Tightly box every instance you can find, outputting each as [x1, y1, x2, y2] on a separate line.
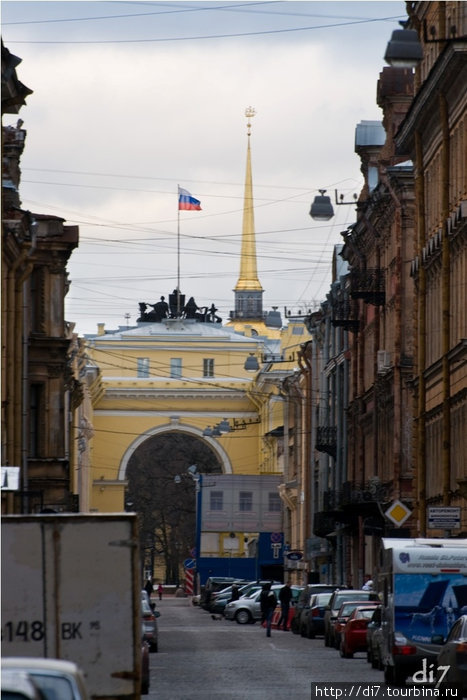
[312, 609, 320, 617]
[455, 642, 467, 653]
[143, 613, 155, 622]
[392, 643, 416, 655]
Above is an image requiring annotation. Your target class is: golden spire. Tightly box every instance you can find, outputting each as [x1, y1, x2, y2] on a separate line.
[234, 107, 263, 293]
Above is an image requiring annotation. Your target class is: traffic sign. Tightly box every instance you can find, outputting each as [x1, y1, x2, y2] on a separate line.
[183, 558, 196, 570]
[428, 506, 460, 530]
[286, 551, 303, 561]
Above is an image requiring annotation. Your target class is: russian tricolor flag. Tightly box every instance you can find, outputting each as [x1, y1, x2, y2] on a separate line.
[178, 186, 202, 211]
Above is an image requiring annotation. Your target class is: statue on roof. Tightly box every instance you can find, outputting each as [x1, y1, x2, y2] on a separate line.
[137, 291, 222, 324]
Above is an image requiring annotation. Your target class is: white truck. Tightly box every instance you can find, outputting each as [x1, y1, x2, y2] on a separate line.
[377, 537, 467, 686]
[2, 514, 143, 699]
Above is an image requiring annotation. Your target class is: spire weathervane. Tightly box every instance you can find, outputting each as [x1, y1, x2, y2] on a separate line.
[245, 106, 256, 136]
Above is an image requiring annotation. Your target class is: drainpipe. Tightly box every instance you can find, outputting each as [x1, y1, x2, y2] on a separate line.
[415, 131, 427, 535]
[439, 93, 451, 507]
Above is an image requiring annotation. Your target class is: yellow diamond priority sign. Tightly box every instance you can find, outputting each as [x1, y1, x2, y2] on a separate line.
[384, 499, 412, 527]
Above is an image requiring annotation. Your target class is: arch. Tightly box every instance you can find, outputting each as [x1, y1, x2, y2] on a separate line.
[118, 422, 233, 481]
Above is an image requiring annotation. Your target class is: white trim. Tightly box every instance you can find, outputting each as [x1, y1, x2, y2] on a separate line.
[117, 422, 233, 480]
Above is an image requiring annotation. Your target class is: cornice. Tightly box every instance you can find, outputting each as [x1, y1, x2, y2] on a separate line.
[101, 387, 248, 401]
[396, 42, 467, 152]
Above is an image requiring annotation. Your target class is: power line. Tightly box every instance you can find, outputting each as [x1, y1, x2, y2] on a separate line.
[7, 15, 404, 44]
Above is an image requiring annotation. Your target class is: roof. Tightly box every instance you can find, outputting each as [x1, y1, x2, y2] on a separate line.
[86, 319, 264, 344]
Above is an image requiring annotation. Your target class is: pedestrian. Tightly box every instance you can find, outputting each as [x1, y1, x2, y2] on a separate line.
[278, 580, 292, 631]
[260, 582, 277, 638]
[157, 583, 163, 600]
[362, 575, 373, 591]
[230, 584, 240, 602]
[144, 578, 153, 599]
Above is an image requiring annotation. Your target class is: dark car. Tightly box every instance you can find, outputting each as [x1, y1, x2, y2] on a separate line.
[324, 589, 380, 647]
[340, 605, 381, 658]
[200, 577, 239, 610]
[435, 614, 467, 693]
[366, 606, 383, 669]
[303, 591, 333, 638]
[291, 584, 341, 635]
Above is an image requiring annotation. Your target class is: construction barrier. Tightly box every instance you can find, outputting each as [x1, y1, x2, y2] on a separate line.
[185, 568, 194, 596]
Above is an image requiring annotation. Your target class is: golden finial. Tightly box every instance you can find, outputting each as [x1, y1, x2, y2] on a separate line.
[245, 106, 256, 136]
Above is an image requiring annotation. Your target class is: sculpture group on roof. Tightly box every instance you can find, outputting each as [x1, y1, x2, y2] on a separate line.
[137, 290, 222, 324]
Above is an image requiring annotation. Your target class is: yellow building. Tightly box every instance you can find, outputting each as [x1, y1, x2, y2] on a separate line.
[83, 109, 312, 583]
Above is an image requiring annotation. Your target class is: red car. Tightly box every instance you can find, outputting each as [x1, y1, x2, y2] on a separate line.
[340, 606, 381, 658]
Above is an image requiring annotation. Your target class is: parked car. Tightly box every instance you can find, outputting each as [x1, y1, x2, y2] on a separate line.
[1, 658, 89, 700]
[303, 591, 333, 639]
[435, 614, 467, 694]
[209, 580, 280, 615]
[333, 601, 372, 650]
[291, 584, 341, 635]
[200, 576, 239, 610]
[142, 595, 160, 652]
[224, 584, 301, 624]
[1, 670, 43, 700]
[324, 589, 380, 647]
[366, 606, 383, 668]
[141, 634, 150, 695]
[339, 605, 381, 658]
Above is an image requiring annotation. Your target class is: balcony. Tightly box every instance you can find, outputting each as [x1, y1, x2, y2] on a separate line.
[330, 300, 359, 332]
[339, 479, 391, 513]
[316, 426, 337, 457]
[313, 511, 336, 538]
[350, 268, 385, 306]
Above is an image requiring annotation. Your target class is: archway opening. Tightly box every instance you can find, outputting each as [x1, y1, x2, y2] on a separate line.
[125, 431, 223, 585]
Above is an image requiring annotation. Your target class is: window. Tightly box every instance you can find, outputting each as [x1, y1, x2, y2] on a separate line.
[268, 492, 281, 512]
[210, 491, 223, 511]
[239, 491, 253, 512]
[203, 358, 214, 377]
[137, 357, 150, 377]
[170, 358, 182, 378]
[29, 383, 42, 457]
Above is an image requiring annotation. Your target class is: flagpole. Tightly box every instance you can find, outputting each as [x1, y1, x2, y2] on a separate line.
[177, 184, 181, 316]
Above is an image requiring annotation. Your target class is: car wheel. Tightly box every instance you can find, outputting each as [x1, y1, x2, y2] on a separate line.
[291, 619, 299, 635]
[300, 624, 306, 637]
[235, 609, 251, 624]
[340, 642, 353, 659]
[307, 626, 315, 640]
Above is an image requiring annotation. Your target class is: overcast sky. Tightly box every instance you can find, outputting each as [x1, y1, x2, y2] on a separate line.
[2, 0, 406, 335]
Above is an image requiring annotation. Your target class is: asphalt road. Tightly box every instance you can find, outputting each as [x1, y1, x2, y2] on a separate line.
[147, 597, 385, 699]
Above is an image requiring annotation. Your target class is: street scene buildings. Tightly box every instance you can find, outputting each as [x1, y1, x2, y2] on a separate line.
[2, 2, 466, 591]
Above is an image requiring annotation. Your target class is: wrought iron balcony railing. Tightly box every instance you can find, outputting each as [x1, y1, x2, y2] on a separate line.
[350, 268, 385, 306]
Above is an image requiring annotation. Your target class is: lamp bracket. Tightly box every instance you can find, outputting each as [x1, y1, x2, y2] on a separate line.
[335, 189, 358, 206]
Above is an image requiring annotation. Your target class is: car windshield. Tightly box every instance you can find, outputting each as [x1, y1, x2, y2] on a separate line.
[339, 603, 359, 616]
[356, 609, 378, 620]
[314, 593, 332, 605]
[28, 673, 76, 700]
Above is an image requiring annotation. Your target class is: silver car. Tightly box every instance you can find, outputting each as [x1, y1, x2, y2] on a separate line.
[224, 584, 301, 625]
[1, 658, 89, 700]
[435, 614, 467, 693]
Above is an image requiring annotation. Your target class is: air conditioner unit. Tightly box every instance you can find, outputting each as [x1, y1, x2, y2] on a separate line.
[377, 350, 391, 373]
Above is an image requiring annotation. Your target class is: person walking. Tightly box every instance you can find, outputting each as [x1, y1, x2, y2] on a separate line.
[260, 583, 277, 638]
[278, 580, 292, 631]
[144, 578, 153, 599]
[230, 584, 240, 602]
[157, 583, 163, 600]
